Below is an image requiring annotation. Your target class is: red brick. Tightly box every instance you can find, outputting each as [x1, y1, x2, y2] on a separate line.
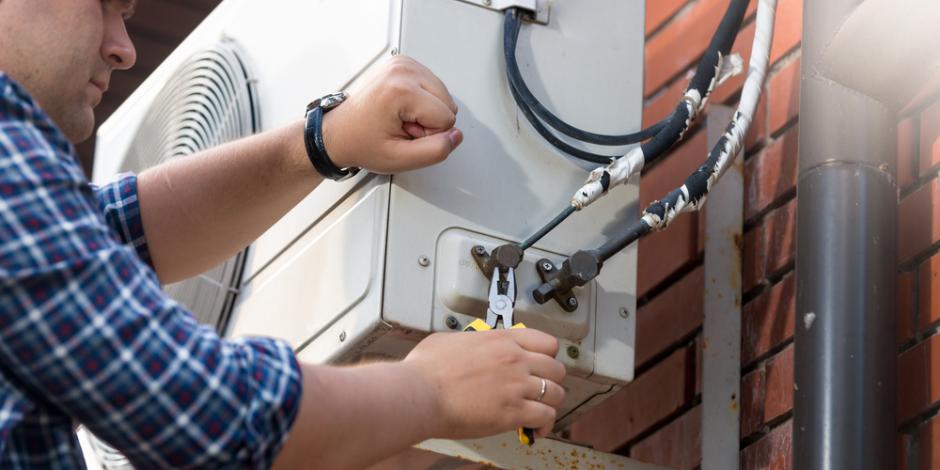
[897, 334, 940, 424]
[744, 126, 798, 220]
[646, 0, 688, 36]
[899, 270, 916, 345]
[743, 199, 796, 293]
[568, 344, 697, 452]
[741, 346, 794, 441]
[899, 433, 911, 470]
[764, 346, 794, 422]
[740, 420, 793, 470]
[641, 130, 709, 206]
[767, 57, 801, 136]
[898, 177, 940, 265]
[636, 267, 704, 367]
[644, 0, 754, 97]
[919, 255, 940, 332]
[899, 118, 918, 191]
[630, 405, 702, 470]
[638, 215, 701, 297]
[644, 78, 687, 128]
[742, 274, 795, 366]
[768, 0, 803, 66]
[917, 412, 940, 470]
[638, 131, 708, 296]
[746, 95, 769, 152]
[920, 100, 940, 176]
[642, 20, 768, 150]
[741, 366, 767, 439]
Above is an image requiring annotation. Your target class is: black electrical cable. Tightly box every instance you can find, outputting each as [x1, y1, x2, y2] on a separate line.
[518, 205, 577, 250]
[596, 219, 652, 261]
[504, 8, 667, 147]
[509, 83, 618, 164]
[516, 0, 748, 249]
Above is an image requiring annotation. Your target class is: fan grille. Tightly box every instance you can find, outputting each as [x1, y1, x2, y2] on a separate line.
[124, 41, 259, 332]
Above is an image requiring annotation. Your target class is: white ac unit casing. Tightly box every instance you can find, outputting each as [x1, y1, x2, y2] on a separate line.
[94, 0, 645, 428]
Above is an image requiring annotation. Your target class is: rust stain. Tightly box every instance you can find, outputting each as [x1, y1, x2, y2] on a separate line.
[733, 233, 744, 252]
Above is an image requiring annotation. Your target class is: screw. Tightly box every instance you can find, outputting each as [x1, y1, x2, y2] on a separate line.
[619, 307, 629, 319]
[542, 262, 554, 272]
[390, 47, 399, 56]
[483, 0, 492, 5]
[339, 331, 347, 342]
[418, 256, 430, 267]
[474, 246, 486, 256]
[445, 316, 460, 330]
[567, 297, 579, 309]
[567, 346, 580, 359]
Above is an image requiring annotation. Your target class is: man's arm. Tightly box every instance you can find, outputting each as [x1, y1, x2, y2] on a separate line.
[274, 330, 567, 470]
[138, 56, 463, 283]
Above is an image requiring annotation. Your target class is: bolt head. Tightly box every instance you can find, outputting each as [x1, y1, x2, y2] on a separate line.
[567, 297, 578, 308]
[445, 316, 459, 330]
[339, 331, 347, 342]
[566, 346, 580, 359]
[418, 256, 430, 267]
[483, 0, 492, 5]
[619, 307, 629, 319]
[474, 246, 486, 255]
[542, 262, 554, 272]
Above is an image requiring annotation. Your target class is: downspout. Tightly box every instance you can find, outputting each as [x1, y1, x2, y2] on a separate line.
[795, 0, 896, 469]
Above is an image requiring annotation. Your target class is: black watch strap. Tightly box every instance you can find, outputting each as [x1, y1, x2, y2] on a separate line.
[304, 105, 360, 181]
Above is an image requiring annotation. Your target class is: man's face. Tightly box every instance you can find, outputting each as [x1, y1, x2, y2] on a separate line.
[0, 0, 137, 143]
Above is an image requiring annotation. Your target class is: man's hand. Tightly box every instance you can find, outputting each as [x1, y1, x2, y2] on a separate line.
[322, 55, 464, 173]
[403, 329, 567, 440]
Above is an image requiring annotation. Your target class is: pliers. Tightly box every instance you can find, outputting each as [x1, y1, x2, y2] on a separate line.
[463, 266, 537, 446]
[485, 267, 516, 329]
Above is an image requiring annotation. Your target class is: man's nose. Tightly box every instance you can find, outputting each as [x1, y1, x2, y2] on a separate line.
[102, 16, 137, 71]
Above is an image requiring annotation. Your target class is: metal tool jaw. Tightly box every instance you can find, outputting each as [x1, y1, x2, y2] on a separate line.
[485, 267, 516, 328]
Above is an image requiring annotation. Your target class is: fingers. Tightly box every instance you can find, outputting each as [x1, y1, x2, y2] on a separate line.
[416, 70, 458, 115]
[383, 129, 463, 170]
[525, 376, 566, 408]
[517, 400, 557, 437]
[401, 88, 457, 133]
[524, 351, 566, 384]
[505, 328, 560, 358]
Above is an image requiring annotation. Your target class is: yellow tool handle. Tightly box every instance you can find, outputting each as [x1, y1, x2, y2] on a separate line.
[462, 319, 536, 446]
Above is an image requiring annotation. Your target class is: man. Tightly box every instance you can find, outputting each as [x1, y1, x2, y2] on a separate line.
[0, 0, 567, 468]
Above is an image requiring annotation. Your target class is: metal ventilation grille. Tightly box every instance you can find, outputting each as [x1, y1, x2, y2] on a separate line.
[123, 41, 259, 332]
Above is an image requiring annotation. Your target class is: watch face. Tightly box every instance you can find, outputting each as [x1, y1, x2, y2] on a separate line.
[320, 92, 348, 110]
[306, 92, 348, 114]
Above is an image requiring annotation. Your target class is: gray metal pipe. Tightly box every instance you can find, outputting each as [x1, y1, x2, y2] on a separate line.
[795, 0, 897, 469]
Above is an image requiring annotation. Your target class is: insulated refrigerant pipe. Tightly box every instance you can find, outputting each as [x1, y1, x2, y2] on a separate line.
[795, 0, 896, 469]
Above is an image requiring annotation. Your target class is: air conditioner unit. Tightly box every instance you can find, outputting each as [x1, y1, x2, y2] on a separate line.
[94, 0, 645, 438]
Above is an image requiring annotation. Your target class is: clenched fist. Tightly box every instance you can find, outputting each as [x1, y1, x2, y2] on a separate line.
[321, 55, 463, 174]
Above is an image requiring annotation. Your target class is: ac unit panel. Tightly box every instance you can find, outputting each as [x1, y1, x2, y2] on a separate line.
[95, 0, 644, 427]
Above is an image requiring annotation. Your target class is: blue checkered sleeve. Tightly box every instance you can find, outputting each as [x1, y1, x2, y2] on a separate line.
[91, 173, 153, 267]
[0, 74, 302, 468]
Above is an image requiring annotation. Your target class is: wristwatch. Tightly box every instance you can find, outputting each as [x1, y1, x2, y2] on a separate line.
[303, 91, 360, 181]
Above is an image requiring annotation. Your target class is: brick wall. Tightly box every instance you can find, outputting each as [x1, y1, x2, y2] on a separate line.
[567, 1, 802, 468]
[897, 77, 940, 469]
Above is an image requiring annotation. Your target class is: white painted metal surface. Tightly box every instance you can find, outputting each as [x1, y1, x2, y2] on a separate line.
[702, 106, 743, 470]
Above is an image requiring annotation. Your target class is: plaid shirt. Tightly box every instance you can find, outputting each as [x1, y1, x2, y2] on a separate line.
[0, 74, 302, 468]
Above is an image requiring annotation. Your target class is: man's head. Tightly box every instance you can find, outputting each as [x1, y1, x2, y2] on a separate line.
[0, 0, 137, 143]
